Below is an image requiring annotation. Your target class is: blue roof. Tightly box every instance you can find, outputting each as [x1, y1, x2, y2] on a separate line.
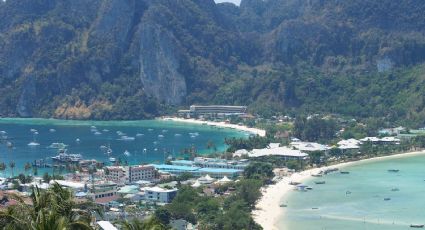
[151, 164, 200, 171]
[198, 168, 242, 173]
[170, 160, 194, 165]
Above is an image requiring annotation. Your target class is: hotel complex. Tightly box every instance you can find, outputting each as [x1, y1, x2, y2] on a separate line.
[178, 105, 247, 118]
[105, 165, 156, 184]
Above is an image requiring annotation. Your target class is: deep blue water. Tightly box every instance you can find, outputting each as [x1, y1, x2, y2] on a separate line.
[0, 118, 247, 176]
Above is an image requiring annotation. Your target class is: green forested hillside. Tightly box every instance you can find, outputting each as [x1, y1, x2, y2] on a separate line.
[0, 0, 424, 126]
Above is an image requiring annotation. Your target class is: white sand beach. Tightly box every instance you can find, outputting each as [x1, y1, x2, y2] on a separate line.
[160, 117, 266, 137]
[252, 149, 425, 230]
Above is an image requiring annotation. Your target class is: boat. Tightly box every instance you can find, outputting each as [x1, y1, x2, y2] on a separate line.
[136, 133, 144, 137]
[148, 128, 153, 131]
[52, 151, 82, 163]
[314, 181, 326, 184]
[102, 129, 109, 132]
[49, 129, 56, 132]
[174, 133, 181, 137]
[143, 148, 147, 153]
[30, 129, 37, 133]
[154, 148, 158, 151]
[116, 131, 126, 136]
[346, 191, 351, 195]
[388, 169, 400, 173]
[162, 129, 168, 133]
[28, 142, 40, 146]
[119, 136, 135, 141]
[311, 173, 323, 177]
[306, 187, 313, 190]
[324, 168, 339, 174]
[76, 138, 81, 143]
[279, 204, 287, 207]
[34, 132, 39, 135]
[124, 150, 131, 156]
[311, 207, 319, 210]
[100, 145, 107, 150]
[0, 131, 6, 135]
[289, 181, 301, 185]
[109, 157, 116, 163]
[384, 198, 391, 201]
[340, 171, 350, 174]
[158, 134, 164, 138]
[410, 224, 424, 228]
[94, 131, 102, 135]
[391, 188, 400, 192]
[48, 142, 68, 149]
[6, 141, 13, 148]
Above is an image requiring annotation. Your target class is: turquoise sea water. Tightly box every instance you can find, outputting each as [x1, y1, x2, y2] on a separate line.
[279, 155, 425, 230]
[0, 118, 247, 176]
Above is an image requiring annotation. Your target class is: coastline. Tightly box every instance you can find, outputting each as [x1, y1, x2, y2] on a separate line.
[252, 149, 425, 230]
[160, 117, 266, 137]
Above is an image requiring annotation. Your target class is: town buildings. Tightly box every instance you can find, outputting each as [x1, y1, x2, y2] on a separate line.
[105, 165, 156, 184]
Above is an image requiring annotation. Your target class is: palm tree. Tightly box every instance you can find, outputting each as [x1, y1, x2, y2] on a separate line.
[122, 217, 166, 230]
[0, 183, 97, 229]
[24, 162, 32, 175]
[9, 161, 15, 178]
[0, 162, 6, 176]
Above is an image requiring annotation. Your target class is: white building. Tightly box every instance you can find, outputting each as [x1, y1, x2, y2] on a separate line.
[105, 165, 156, 184]
[290, 141, 330, 152]
[144, 186, 178, 203]
[247, 145, 308, 160]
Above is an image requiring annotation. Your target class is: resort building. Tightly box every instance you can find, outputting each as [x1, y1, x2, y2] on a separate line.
[170, 157, 249, 170]
[178, 105, 247, 118]
[247, 146, 308, 160]
[151, 164, 243, 178]
[105, 165, 156, 184]
[290, 141, 330, 152]
[144, 186, 178, 203]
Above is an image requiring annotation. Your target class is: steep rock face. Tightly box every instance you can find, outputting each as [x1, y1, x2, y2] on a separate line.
[137, 22, 187, 105]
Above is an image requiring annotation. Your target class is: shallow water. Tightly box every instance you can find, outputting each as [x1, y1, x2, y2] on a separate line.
[279, 155, 425, 230]
[0, 118, 246, 176]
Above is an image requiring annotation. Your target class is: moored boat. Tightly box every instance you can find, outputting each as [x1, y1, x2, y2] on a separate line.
[410, 224, 424, 228]
[314, 181, 326, 184]
[388, 169, 400, 173]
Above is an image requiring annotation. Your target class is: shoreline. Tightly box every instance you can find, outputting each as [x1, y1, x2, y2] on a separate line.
[160, 117, 266, 137]
[252, 149, 425, 230]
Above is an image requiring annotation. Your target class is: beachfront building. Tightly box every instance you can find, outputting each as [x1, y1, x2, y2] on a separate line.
[290, 141, 330, 152]
[171, 157, 249, 170]
[246, 146, 309, 160]
[144, 186, 178, 203]
[178, 105, 247, 118]
[105, 165, 156, 184]
[151, 164, 243, 178]
[359, 136, 401, 144]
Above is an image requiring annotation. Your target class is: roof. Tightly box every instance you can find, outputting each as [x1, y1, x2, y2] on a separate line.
[290, 142, 330, 152]
[337, 139, 361, 149]
[50, 180, 85, 189]
[249, 146, 308, 158]
[170, 160, 194, 165]
[198, 168, 242, 173]
[145, 186, 178, 193]
[97, 221, 118, 230]
[117, 185, 139, 194]
[151, 164, 200, 171]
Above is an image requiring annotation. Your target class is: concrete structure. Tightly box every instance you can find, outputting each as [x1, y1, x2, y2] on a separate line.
[144, 186, 178, 203]
[97, 221, 118, 230]
[105, 165, 156, 184]
[178, 105, 247, 117]
[88, 183, 118, 204]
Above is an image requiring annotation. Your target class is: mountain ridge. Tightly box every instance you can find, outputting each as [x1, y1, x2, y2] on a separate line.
[0, 0, 424, 125]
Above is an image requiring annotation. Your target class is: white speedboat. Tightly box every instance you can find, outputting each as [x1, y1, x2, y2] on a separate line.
[49, 129, 56, 133]
[109, 157, 116, 163]
[119, 136, 135, 141]
[124, 150, 131, 156]
[28, 142, 40, 146]
[94, 131, 102, 135]
[48, 142, 68, 149]
[158, 134, 164, 138]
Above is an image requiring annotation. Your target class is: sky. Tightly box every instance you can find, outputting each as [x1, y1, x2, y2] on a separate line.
[214, 0, 241, 6]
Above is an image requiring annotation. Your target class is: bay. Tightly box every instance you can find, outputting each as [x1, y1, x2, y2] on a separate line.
[0, 118, 247, 176]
